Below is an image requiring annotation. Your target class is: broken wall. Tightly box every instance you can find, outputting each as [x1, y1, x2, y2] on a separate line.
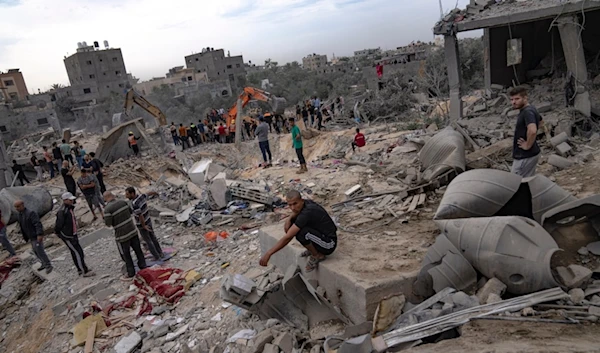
[0, 108, 61, 142]
[95, 118, 146, 164]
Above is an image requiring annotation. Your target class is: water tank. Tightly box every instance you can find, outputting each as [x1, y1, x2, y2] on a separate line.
[93, 41, 99, 48]
[77, 42, 83, 48]
[104, 40, 109, 48]
[82, 41, 88, 47]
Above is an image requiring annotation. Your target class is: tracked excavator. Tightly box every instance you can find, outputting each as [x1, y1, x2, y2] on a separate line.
[225, 87, 286, 129]
[123, 89, 167, 126]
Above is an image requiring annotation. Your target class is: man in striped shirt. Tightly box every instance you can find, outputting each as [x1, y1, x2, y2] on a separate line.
[126, 187, 165, 261]
[104, 191, 147, 280]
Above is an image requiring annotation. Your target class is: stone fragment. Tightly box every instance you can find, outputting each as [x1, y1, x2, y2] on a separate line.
[265, 319, 279, 328]
[580, 152, 595, 163]
[589, 306, 600, 316]
[427, 123, 439, 132]
[272, 333, 293, 353]
[521, 307, 535, 316]
[262, 343, 279, 353]
[556, 265, 593, 288]
[587, 241, 600, 256]
[473, 104, 487, 114]
[94, 287, 118, 301]
[555, 142, 572, 157]
[310, 345, 322, 353]
[166, 324, 188, 342]
[114, 331, 143, 353]
[251, 330, 274, 353]
[451, 291, 480, 309]
[548, 154, 573, 169]
[578, 247, 590, 256]
[153, 324, 170, 338]
[476, 278, 507, 304]
[536, 102, 553, 113]
[569, 288, 585, 304]
[550, 132, 568, 147]
[486, 293, 503, 304]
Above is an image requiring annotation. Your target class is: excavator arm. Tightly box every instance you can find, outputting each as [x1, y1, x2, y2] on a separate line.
[124, 89, 167, 126]
[225, 87, 285, 128]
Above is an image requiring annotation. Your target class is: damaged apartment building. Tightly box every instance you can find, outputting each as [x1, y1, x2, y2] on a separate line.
[435, 0, 600, 120]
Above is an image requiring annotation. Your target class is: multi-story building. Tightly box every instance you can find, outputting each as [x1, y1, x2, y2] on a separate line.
[184, 48, 245, 86]
[134, 66, 209, 96]
[354, 48, 381, 58]
[63, 43, 130, 100]
[302, 54, 328, 71]
[0, 69, 29, 102]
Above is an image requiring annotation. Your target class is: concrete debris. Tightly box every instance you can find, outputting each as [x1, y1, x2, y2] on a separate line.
[587, 241, 600, 256]
[344, 184, 363, 199]
[272, 332, 293, 353]
[476, 278, 507, 304]
[555, 142, 572, 157]
[568, 288, 585, 305]
[251, 330, 274, 353]
[548, 154, 574, 169]
[550, 132, 569, 147]
[114, 331, 143, 353]
[372, 294, 405, 334]
[451, 291, 480, 309]
[556, 265, 593, 289]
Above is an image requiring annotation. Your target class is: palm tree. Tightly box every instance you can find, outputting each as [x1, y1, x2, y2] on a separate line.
[50, 83, 65, 91]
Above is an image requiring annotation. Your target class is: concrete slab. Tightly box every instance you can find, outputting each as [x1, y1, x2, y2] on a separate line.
[259, 223, 418, 324]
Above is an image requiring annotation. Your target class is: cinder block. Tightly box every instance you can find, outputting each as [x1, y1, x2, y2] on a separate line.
[555, 142, 572, 157]
[550, 132, 568, 147]
[548, 154, 573, 169]
[258, 223, 417, 324]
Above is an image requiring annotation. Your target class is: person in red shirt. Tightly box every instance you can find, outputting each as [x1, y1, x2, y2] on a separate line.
[352, 128, 366, 152]
[218, 123, 226, 143]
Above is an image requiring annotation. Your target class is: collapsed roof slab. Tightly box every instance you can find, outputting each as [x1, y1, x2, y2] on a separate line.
[441, 0, 600, 34]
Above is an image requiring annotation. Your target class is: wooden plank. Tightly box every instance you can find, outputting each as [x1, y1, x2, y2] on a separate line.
[84, 321, 97, 353]
[402, 196, 414, 208]
[408, 196, 420, 212]
[417, 193, 426, 206]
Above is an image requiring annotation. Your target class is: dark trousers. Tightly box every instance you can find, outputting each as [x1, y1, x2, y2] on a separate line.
[296, 148, 306, 165]
[64, 155, 74, 166]
[181, 136, 190, 150]
[118, 236, 147, 277]
[96, 172, 106, 194]
[59, 234, 89, 274]
[138, 226, 164, 260]
[259, 141, 272, 163]
[31, 238, 51, 268]
[172, 134, 180, 145]
[132, 145, 140, 156]
[0, 228, 16, 256]
[47, 161, 55, 178]
[17, 171, 30, 186]
[352, 142, 358, 152]
[295, 227, 337, 255]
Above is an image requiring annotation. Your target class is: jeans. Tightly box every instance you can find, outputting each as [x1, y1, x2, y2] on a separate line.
[259, 141, 272, 163]
[0, 227, 16, 256]
[296, 148, 306, 165]
[47, 161, 55, 179]
[31, 238, 51, 268]
[172, 134, 180, 145]
[55, 159, 63, 173]
[76, 157, 84, 168]
[117, 236, 147, 277]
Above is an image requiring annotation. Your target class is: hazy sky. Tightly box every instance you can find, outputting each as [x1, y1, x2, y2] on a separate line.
[1, 0, 471, 93]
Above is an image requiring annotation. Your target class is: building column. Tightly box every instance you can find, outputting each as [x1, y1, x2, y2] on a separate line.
[444, 34, 463, 120]
[483, 28, 492, 95]
[557, 14, 591, 117]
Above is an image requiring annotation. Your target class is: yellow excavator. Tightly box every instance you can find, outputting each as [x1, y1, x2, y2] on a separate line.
[123, 89, 167, 126]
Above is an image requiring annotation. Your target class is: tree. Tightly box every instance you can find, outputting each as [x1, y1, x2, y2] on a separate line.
[50, 83, 65, 91]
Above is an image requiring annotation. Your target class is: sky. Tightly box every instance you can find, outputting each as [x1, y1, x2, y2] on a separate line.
[0, 0, 471, 93]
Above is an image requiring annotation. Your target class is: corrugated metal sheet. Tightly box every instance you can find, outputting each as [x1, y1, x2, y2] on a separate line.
[435, 216, 560, 295]
[434, 169, 522, 220]
[419, 127, 465, 182]
[524, 174, 577, 223]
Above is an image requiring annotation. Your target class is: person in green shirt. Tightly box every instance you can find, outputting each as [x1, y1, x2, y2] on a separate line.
[289, 117, 307, 174]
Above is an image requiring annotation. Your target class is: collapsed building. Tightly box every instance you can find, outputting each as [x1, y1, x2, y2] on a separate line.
[435, 0, 600, 119]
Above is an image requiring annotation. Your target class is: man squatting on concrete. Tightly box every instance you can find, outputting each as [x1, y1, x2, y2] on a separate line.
[54, 192, 95, 277]
[260, 190, 337, 272]
[15, 200, 53, 274]
[126, 187, 165, 261]
[104, 191, 148, 279]
[510, 86, 542, 177]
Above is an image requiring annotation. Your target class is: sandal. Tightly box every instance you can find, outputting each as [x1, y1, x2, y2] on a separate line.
[306, 255, 325, 272]
[300, 250, 311, 257]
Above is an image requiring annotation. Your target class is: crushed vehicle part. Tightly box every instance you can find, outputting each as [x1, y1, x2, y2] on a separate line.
[434, 169, 521, 220]
[0, 186, 53, 224]
[435, 216, 560, 295]
[524, 174, 577, 223]
[419, 127, 466, 182]
[413, 234, 477, 298]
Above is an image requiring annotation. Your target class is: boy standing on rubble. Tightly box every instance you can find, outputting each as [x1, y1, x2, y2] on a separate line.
[289, 118, 307, 174]
[509, 87, 541, 177]
[260, 190, 337, 272]
[255, 116, 272, 168]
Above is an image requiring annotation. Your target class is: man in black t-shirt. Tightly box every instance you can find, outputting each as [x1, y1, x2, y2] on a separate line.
[260, 190, 337, 272]
[509, 86, 542, 177]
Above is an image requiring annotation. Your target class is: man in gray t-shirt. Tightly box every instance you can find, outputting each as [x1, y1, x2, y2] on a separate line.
[255, 116, 272, 167]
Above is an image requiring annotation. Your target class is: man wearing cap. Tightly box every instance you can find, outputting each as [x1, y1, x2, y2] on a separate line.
[255, 116, 272, 167]
[128, 132, 140, 157]
[78, 169, 104, 220]
[55, 193, 95, 276]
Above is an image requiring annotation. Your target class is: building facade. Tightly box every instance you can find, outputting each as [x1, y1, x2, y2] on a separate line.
[302, 54, 328, 71]
[0, 69, 29, 102]
[134, 67, 209, 96]
[185, 48, 245, 86]
[64, 45, 130, 99]
[354, 48, 381, 58]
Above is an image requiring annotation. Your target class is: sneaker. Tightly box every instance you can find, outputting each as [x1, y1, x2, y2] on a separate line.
[120, 275, 133, 282]
[83, 271, 96, 277]
[45, 266, 53, 274]
[38, 264, 47, 271]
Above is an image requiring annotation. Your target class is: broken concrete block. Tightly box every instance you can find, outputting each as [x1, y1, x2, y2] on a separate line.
[569, 288, 585, 304]
[550, 132, 569, 147]
[548, 154, 573, 169]
[490, 84, 504, 91]
[536, 102, 553, 113]
[472, 104, 487, 114]
[451, 291, 480, 309]
[94, 287, 118, 301]
[165, 324, 188, 342]
[580, 152, 595, 163]
[426, 123, 438, 132]
[486, 293, 503, 304]
[488, 96, 504, 108]
[579, 247, 590, 256]
[251, 330, 274, 353]
[555, 120, 573, 137]
[209, 178, 229, 210]
[272, 333, 293, 353]
[476, 277, 507, 304]
[114, 331, 142, 353]
[262, 343, 279, 353]
[587, 241, 600, 256]
[386, 177, 402, 185]
[152, 323, 170, 338]
[556, 265, 592, 288]
[344, 184, 362, 199]
[555, 142, 572, 157]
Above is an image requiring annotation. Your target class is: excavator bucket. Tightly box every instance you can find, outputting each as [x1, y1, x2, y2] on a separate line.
[269, 97, 287, 115]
